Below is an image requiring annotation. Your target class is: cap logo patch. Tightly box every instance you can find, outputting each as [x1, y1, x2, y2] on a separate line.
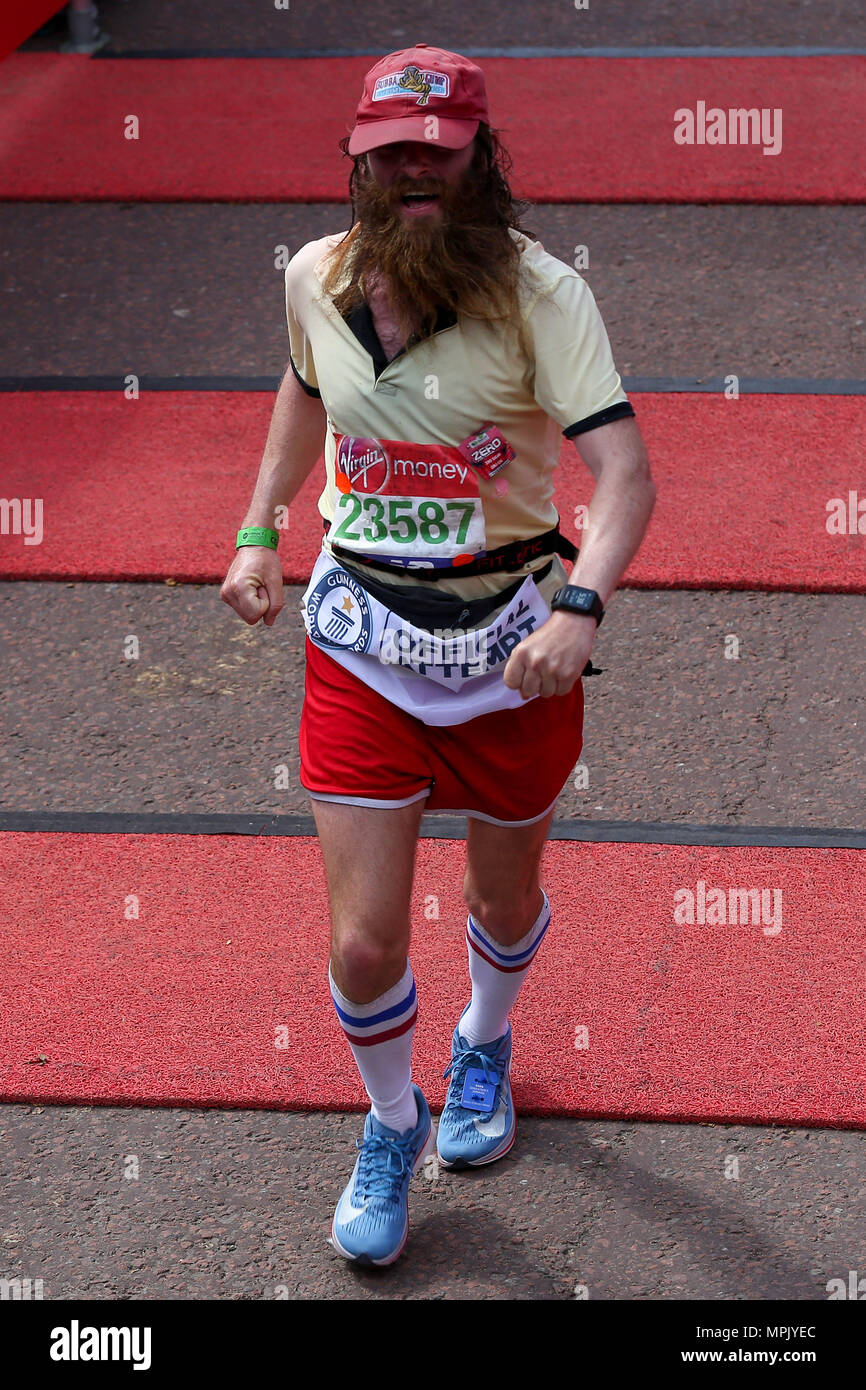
[372, 66, 450, 107]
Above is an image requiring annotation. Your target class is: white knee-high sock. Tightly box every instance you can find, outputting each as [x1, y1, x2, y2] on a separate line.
[328, 960, 419, 1134]
[459, 889, 551, 1047]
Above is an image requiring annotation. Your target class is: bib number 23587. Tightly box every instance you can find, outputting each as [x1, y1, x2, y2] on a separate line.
[333, 494, 479, 555]
[330, 432, 486, 561]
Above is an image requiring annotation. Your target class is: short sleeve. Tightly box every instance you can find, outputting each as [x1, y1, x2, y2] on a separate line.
[285, 253, 320, 397]
[526, 271, 634, 436]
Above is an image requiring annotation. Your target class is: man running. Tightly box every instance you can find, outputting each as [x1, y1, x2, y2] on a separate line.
[221, 43, 656, 1266]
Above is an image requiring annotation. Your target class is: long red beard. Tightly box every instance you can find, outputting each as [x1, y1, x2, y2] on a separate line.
[322, 164, 525, 344]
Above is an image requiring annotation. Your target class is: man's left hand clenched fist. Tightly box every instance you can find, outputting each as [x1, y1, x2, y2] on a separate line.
[502, 610, 597, 700]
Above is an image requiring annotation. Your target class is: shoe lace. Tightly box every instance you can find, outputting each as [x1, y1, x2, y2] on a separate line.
[442, 1045, 501, 1107]
[353, 1132, 416, 1203]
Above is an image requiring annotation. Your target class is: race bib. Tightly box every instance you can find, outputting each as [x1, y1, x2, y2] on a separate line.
[329, 431, 487, 565]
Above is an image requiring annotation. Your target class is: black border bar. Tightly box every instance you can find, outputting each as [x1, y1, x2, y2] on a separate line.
[92, 47, 866, 59]
[1, 376, 864, 395]
[0, 809, 863, 847]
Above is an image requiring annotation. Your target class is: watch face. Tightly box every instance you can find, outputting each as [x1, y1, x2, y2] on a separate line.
[554, 586, 601, 617]
[560, 587, 594, 610]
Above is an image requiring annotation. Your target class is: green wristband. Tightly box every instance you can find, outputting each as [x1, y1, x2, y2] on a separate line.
[236, 526, 279, 550]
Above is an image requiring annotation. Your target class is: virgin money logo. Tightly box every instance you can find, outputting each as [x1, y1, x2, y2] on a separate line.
[336, 437, 390, 493]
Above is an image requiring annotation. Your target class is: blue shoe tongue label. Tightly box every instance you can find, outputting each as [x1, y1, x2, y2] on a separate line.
[461, 1067, 497, 1113]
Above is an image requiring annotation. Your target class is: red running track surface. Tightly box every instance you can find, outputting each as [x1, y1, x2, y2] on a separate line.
[0, 832, 864, 1126]
[0, 54, 863, 202]
[1, 392, 864, 591]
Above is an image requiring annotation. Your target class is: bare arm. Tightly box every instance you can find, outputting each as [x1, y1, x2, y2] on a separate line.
[221, 365, 326, 625]
[563, 414, 657, 604]
[503, 413, 657, 698]
[239, 363, 327, 531]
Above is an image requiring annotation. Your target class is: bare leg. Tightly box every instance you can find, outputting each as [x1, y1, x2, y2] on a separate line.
[462, 806, 557, 944]
[309, 797, 426, 1002]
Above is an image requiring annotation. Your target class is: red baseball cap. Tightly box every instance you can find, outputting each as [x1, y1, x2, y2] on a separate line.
[347, 44, 489, 155]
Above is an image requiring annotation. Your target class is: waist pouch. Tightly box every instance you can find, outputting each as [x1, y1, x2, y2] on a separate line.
[324, 515, 577, 581]
[330, 549, 602, 680]
[303, 543, 602, 691]
[336, 555, 555, 633]
[301, 542, 557, 720]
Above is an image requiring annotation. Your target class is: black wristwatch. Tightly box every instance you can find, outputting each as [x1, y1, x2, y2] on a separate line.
[550, 585, 605, 626]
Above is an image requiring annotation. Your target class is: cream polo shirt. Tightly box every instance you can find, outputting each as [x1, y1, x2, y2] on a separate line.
[284, 228, 634, 605]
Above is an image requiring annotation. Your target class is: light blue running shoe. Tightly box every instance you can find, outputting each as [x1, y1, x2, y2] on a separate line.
[437, 1005, 515, 1169]
[330, 1084, 436, 1266]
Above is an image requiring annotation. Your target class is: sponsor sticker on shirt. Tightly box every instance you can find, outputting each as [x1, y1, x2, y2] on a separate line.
[457, 422, 515, 479]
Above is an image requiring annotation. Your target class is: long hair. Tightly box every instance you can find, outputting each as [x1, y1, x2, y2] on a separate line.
[319, 123, 538, 349]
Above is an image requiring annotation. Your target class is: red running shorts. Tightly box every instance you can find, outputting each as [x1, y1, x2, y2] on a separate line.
[299, 635, 584, 827]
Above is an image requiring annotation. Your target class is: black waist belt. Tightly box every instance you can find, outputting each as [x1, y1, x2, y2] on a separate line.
[322, 518, 578, 581]
[337, 556, 555, 631]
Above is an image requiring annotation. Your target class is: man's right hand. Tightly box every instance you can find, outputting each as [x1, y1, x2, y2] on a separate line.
[220, 546, 285, 626]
